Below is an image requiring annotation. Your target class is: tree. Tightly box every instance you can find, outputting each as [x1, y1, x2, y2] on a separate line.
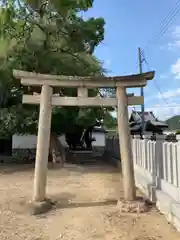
[166, 115, 180, 130]
[0, 0, 115, 162]
[103, 112, 117, 129]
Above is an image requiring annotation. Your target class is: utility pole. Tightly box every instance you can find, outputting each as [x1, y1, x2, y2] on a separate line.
[138, 47, 145, 136]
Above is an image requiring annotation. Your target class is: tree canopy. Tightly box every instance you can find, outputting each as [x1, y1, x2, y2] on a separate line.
[166, 115, 180, 131]
[0, 0, 115, 137]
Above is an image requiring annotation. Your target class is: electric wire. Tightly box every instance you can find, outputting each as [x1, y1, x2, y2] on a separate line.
[142, 0, 180, 53]
[141, 51, 169, 105]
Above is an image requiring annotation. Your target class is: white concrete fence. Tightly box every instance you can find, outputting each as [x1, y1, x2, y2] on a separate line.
[133, 136, 180, 232]
[105, 135, 180, 232]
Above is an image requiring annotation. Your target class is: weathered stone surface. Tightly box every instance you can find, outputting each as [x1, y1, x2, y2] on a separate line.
[28, 199, 54, 215]
[117, 197, 151, 213]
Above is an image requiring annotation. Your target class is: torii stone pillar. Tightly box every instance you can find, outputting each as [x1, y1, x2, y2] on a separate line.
[116, 87, 136, 200]
[33, 85, 52, 202]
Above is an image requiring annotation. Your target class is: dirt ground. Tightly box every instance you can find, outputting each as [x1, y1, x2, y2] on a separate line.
[0, 163, 180, 240]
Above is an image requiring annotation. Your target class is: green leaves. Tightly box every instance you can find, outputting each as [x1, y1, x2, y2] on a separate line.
[0, 0, 115, 136]
[48, 0, 93, 12]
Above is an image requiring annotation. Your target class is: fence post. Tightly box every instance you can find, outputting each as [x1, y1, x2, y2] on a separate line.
[143, 134, 152, 140]
[177, 141, 180, 187]
[176, 135, 180, 141]
[154, 135, 166, 188]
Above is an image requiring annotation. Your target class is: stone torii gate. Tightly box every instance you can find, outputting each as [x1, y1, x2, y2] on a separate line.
[13, 70, 155, 207]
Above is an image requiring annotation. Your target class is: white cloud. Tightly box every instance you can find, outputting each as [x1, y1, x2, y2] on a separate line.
[172, 26, 180, 39]
[145, 88, 180, 102]
[117, 86, 180, 120]
[171, 58, 180, 79]
[145, 87, 180, 119]
[167, 26, 180, 50]
[157, 88, 180, 99]
[147, 102, 180, 120]
[168, 41, 180, 50]
[114, 103, 180, 120]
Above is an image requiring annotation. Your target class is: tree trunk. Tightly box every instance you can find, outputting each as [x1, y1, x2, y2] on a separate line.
[49, 132, 66, 166]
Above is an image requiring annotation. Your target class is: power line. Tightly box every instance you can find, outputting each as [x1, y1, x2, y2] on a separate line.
[138, 0, 180, 103]
[142, 0, 180, 52]
[141, 51, 169, 104]
[137, 2, 180, 111]
[143, 0, 180, 50]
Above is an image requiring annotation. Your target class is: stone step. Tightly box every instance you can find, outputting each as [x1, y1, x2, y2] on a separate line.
[66, 150, 98, 164]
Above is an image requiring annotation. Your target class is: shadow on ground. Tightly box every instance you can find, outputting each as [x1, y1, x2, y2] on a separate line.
[0, 163, 35, 174]
[50, 191, 118, 209]
[54, 199, 118, 209]
[0, 162, 120, 175]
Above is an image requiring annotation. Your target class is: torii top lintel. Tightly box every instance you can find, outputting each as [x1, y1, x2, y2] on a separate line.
[13, 70, 155, 88]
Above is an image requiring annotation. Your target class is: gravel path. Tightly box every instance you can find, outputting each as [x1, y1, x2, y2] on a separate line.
[0, 163, 179, 240]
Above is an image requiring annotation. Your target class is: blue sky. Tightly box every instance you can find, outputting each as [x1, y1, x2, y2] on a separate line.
[82, 0, 180, 120]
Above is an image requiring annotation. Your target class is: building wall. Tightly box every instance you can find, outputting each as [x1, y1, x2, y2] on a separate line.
[12, 133, 105, 149]
[12, 134, 68, 149]
[10, 134, 105, 163]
